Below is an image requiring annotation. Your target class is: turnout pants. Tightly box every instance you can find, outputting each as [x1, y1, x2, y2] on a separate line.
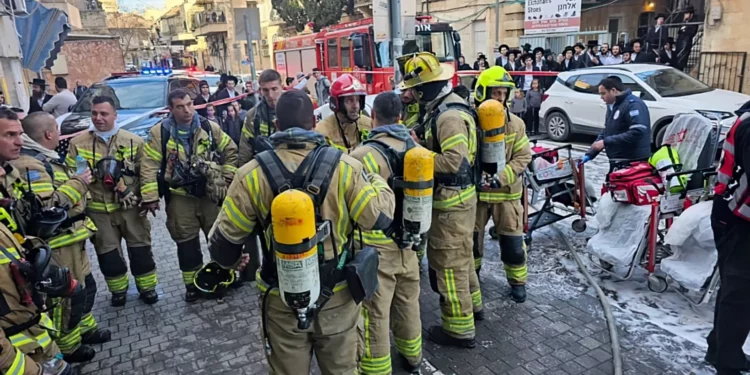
[360, 248, 422, 374]
[0, 329, 42, 375]
[263, 284, 360, 375]
[473, 200, 528, 286]
[50, 242, 99, 354]
[707, 200, 750, 371]
[89, 208, 156, 295]
[166, 194, 220, 286]
[427, 205, 478, 340]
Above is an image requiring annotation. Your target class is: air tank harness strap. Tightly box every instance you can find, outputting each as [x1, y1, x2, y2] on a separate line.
[2, 315, 41, 337]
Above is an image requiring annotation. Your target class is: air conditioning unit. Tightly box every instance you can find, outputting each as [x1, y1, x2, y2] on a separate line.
[261, 39, 268, 46]
[2, 0, 28, 15]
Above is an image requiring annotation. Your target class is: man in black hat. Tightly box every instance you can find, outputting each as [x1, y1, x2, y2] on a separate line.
[675, 5, 698, 71]
[571, 42, 586, 69]
[622, 47, 634, 64]
[532, 47, 552, 89]
[495, 44, 510, 67]
[583, 40, 601, 68]
[659, 37, 675, 66]
[561, 46, 576, 71]
[545, 49, 559, 72]
[646, 13, 669, 52]
[474, 53, 489, 71]
[631, 39, 656, 63]
[213, 75, 241, 118]
[28, 78, 52, 114]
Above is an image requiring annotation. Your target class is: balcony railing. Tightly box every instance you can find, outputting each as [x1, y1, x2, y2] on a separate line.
[191, 5, 229, 36]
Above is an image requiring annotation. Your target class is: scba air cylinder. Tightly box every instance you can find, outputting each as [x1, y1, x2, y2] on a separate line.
[477, 99, 507, 174]
[271, 189, 320, 326]
[402, 147, 435, 236]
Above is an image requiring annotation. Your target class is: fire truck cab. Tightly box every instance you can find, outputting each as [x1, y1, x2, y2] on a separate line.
[274, 17, 461, 95]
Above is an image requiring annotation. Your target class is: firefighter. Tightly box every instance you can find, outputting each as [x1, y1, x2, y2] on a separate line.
[400, 88, 421, 128]
[207, 90, 394, 374]
[66, 95, 158, 307]
[317, 74, 373, 152]
[13, 113, 111, 362]
[141, 89, 237, 302]
[400, 52, 480, 348]
[472, 66, 532, 303]
[0, 107, 78, 374]
[238, 69, 283, 166]
[350, 92, 423, 374]
[708, 100, 750, 375]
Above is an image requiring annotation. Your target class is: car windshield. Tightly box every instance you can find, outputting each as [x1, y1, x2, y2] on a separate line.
[74, 81, 166, 112]
[636, 68, 713, 98]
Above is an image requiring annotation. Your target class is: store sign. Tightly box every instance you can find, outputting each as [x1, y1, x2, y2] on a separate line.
[524, 0, 581, 35]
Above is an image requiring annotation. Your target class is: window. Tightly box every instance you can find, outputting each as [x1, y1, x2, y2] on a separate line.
[636, 68, 713, 98]
[181, 79, 200, 98]
[564, 75, 580, 89]
[340, 37, 350, 69]
[374, 41, 391, 68]
[610, 74, 655, 101]
[327, 38, 339, 68]
[571, 74, 606, 95]
[74, 81, 166, 112]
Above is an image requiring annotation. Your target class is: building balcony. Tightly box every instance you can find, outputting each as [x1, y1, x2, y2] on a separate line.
[268, 10, 285, 26]
[191, 6, 229, 36]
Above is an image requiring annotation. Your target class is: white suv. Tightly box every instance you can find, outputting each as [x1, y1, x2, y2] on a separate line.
[540, 64, 750, 144]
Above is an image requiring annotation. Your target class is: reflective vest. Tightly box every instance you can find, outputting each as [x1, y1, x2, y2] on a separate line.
[716, 112, 750, 220]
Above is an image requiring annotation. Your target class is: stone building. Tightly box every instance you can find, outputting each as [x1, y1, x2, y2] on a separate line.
[701, 0, 750, 94]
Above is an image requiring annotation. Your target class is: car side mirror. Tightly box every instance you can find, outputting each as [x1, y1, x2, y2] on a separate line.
[351, 34, 365, 68]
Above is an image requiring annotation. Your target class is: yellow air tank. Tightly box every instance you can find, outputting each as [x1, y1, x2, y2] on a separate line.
[477, 99, 507, 174]
[402, 147, 435, 237]
[271, 189, 320, 327]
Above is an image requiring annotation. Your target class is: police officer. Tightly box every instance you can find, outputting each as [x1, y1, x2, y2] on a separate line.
[472, 67, 532, 303]
[208, 90, 394, 374]
[582, 76, 651, 170]
[401, 52, 480, 348]
[316, 74, 373, 152]
[66, 95, 158, 307]
[238, 69, 283, 166]
[13, 113, 111, 362]
[0, 107, 78, 374]
[708, 100, 750, 375]
[141, 89, 237, 302]
[350, 92, 423, 374]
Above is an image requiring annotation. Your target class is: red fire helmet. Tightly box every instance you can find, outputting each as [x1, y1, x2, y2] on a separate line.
[329, 74, 367, 113]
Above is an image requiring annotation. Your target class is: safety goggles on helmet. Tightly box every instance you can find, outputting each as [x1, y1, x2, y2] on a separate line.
[474, 66, 516, 103]
[194, 262, 235, 294]
[93, 157, 123, 189]
[398, 52, 455, 90]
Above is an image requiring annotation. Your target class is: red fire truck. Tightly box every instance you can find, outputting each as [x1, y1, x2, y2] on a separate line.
[273, 16, 462, 95]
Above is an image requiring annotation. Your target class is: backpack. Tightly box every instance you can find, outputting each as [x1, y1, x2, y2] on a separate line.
[158, 117, 215, 201]
[428, 100, 483, 189]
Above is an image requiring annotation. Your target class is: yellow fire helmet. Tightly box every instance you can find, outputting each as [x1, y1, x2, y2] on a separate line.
[474, 66, 516, 103]
[398, 52, 455, 90]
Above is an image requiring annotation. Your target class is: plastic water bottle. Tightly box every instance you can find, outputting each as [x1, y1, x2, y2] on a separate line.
[75, 155, 88, 175]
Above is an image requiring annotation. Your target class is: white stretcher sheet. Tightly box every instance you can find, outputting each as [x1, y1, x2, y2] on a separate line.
[587, 193, 652, 266]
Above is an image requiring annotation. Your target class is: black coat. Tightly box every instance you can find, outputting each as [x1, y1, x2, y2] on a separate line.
[675, 23, 698, 71]
[561, 59, 576, 71]
[633, 51, 657, 63]
[516, 66, 542, 91]
[193, 94, 212, 117]
[646, 25, 669, 51]
[211, 88, 241, 118]
[458, 63, 473, 71]
[658, 49, 674, 66]
[28, 94, 52, 114]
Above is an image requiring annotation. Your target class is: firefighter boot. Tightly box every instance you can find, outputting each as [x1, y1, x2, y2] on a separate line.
[185, 285, 201, 302]
[427, 326, 476, 349]
[399, 353, 422, 374]
[139, 290, 159, 304]
[81, 329, 112, 345]
[511, 285, 527, 303]
[63, 344, 96, 363]
[111, 292, 126, 307]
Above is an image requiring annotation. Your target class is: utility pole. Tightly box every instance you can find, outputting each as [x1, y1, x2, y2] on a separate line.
[494, 0, 500, 48]
[391, 0, 403, 83]
[243, 14, 257, 80]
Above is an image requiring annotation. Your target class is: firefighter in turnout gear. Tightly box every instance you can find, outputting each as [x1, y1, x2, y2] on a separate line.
[472, 67, 531, 303]
[237, 69, 284, 282]
[12, 113, 111, 363]
[141, 89, 237, 302]
[400, 89, 422, 129]
[317, 74, 373, 152]
[400, 52, 481, 348]
[208, 91, 395, 375]
[350, 92, 425, 374]
[0, 107, 78, 375]
[66, 96, 158, 307]
[708, 101, 750, 375]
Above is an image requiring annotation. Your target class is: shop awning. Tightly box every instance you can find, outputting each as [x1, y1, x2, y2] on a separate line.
[14, 0, 71, 72]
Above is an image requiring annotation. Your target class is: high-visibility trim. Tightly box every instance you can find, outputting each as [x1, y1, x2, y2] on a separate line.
[54, 326, 82, 353]
[0, 247, 20, 264]
[105, 274, 129, 293]
[216, 133, 229, 151]
[513, 135, 530, 153]
[394, 334, 422, 359]
[369, 177, 390, 191]
[471, 290, 483, 309]
[242, 126, 253, 139]
[7, 346, 26, 375]
[337, 161, 353, 255]
[350, 185, 376, 222]
[166, 139, 185, 154]
[363, 153, 379, 175]
[441, 313, 475, 334]
[144, 143, 162, 161]
[88, 201, 121, 212]
[440, 133, 468, 152]
[182, 271, 196, 286]
[48, 226, 92, 249]
[10, 329, 53, 350]
[78, 313, 98, 334]
[504, 164, 516, 185]
[54, 172, 69, 182]
[433, 186, 476, 209]
[474, 257, 482, 270]
[222, 196, 254, 233]
[362, 307, 372, 357]
[328, 139, 348, 152]
[117, 146, 139, 161]
[29, 182, 54, 194]
[135, 273, 158, 291]
[57, 184, 82, 204]
[505, 263, 528, 284]
[76, 148, 102, 161]
[141, 182, 159, 195]
[445, 269, 459, 317]
[223, 164, 238, 174]
[247, 169, 268, 219]
[360, 354, 392, 375]
[355, 229, 394, 245]
[478, 191, 523, 203]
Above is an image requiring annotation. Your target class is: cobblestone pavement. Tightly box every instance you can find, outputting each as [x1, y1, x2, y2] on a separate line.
[73, 201, 715, 375]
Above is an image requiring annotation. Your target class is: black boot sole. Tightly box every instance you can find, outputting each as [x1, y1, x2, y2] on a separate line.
[139, 292, 159, 305]
[63, 346, 96, 363]
[81, 329, 112, 345]
[427, 326, 476, 349]
[110, 294, 126, 307]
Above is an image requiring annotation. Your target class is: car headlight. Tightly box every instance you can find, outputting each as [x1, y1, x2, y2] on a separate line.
[695, 110, 733, 121]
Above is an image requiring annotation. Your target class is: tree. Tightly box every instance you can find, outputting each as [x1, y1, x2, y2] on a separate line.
[271, 0, 346, 32]
[107, 12, 151, 62]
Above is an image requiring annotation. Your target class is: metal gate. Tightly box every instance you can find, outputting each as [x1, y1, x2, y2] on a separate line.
[519, 29, 609, 56]
[697, 51, 747, 93]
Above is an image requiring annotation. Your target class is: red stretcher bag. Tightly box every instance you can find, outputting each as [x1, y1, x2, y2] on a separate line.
[606, 162, 664, 205]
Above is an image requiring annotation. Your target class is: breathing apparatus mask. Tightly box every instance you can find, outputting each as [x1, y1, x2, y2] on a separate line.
[1, 238, 81, 302]
[94, 157, 124, 190]
[169, 156, 208, 197]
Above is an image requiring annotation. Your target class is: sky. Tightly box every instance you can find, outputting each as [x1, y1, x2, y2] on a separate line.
[119, 0, 165, 13]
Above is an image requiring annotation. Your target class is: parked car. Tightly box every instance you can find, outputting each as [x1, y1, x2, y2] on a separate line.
[540, 64, 750, 145]
[59, 75, 201, 139]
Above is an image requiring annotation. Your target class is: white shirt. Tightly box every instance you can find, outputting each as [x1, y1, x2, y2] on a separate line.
[228, 89, 236, 98]
[43, 89, 77, 118]
[523, 68, 534, 91]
